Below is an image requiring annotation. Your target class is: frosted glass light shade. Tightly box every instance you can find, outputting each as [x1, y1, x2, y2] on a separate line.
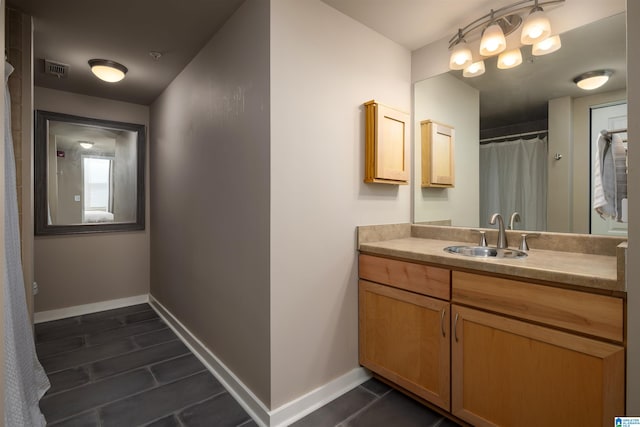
[449, 42, 473, 70]
[521, 9, 551, 44]
[79, 141, 93, 149]
[532, 35, 561, 55]
[88, 59, 128, 83]
[463, 61, 486, 78]
[574, 70, 613, 90]
[497, 48, 523, 69]
[479, 24, 506, 56]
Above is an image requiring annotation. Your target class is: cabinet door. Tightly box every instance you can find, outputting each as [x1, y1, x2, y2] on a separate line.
[451, 305, 625, 427]
[421, 120, 455, 188]
[359, 280, 450, 410]
[364, 101, 409, 184]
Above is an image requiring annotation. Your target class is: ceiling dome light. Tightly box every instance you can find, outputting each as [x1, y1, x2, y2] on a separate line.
[532, 35, 561, 55]
[521, 6, 551, 44]
[78, 141, 94, 149]
[573, 70, 613, 90]
[463, 61, 486, 78]
[88, 59, 128, 83]
[497, 48, 523, 69]
[479, 22, 506, 56]
[449, 38, 473, 70]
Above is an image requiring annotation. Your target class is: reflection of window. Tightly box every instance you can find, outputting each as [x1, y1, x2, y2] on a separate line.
[83, 157, 113, 212]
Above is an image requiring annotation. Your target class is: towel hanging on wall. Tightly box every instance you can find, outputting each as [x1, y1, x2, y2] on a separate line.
[593, 132, 627, 222]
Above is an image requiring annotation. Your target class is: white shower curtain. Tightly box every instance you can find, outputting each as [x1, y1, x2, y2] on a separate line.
[4, 61, 50, 426]
[479, 136, 548, 231]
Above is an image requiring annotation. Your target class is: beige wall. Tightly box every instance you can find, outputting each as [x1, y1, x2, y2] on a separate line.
[34, 87, 149, 312]
[547, 97, 573, 231]
[413, 73, 479, 226]
[150, 0, 271, 407]
[626, 0, 639, 413]
[270, 0, 411, 409]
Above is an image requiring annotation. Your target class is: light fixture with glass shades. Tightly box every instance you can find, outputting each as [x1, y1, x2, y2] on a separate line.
[479, 11, 508, 56]
[88, 59, 128, 83]
[573, 70, 613, 91]
[520, 1, 552, 44]
[449, 30, 473, 70]
[448, 0, 565, 78]
[497, 48, 523, 69]
[463, 61, 486, 78]
[532, 35, 561, 55]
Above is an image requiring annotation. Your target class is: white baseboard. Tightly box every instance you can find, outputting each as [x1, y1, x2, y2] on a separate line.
[269, 367, 370, 426]
[149, 295, 370, 427]
[34, 294, 150, 323]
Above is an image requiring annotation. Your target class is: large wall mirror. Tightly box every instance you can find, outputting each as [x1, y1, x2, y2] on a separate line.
[35, 110, 146, 235]
[414, 10, 627, 237]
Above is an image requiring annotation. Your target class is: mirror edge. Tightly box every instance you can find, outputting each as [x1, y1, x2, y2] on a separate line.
[34, 110, 146, 236]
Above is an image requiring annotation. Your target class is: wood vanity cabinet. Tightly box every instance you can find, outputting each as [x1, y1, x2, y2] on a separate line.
[358, 255, 625, 426]
[358, 254, 451, 410]
[451, 271, 625, 427]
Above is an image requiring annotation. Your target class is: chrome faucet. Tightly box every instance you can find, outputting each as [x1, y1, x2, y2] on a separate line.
[489, 213, 508, 249]
[509, 212, 521, 230]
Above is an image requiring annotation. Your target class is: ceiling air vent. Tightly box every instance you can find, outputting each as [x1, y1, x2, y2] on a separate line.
[44, 59, 69, 78]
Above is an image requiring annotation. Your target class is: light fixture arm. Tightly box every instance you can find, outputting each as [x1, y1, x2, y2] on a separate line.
[448, 0, 564, 49]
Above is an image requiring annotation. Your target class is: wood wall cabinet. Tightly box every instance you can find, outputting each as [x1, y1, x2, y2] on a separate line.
[421, 120, 455, 188]
[364, 100, 409, 185]
[451, 304, 625, 427]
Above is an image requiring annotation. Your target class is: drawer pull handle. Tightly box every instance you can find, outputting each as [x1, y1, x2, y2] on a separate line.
[454, 312, 460, 342]
[440, 308, 446, 337]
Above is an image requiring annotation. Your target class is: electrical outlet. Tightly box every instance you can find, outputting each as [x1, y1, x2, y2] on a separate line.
[32, 282, 39, 295]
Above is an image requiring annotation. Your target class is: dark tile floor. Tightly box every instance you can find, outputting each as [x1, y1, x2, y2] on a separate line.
[291, 379, 461, 427]
[36, 303, 461, 427]
[36, 303, 255, 427]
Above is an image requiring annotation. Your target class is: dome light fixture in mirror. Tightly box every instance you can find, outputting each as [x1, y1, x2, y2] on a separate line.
[448, 0, 564, 77]
[88, 59, 128, 83]
[573, 70, 614, 90]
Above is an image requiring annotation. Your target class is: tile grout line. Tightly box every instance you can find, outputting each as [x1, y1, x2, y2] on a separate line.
[41, 336, 183, 377]
[42, 349, 199, 399]
[334, 386, 388, 427]
[46, 370, 219, 425]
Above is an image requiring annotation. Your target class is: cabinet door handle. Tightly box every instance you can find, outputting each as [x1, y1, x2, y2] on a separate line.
[440, 308, 446, 337]
[454, 312, 460, 342]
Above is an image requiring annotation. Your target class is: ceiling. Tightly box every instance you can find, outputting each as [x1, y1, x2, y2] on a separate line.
[9, 0, 627, 122]
[322, 1, 627, 130]
[8, 0, 244, 105]
[320, 0, 507, 51]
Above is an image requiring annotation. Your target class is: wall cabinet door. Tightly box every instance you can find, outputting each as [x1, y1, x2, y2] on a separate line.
[364, 101, 409, 184]
[359, 279, 450, 410]
[451, 305, 625, 427]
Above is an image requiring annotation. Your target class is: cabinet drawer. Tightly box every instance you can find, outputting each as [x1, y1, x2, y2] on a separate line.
[452, 271, 623, 342]
[359, 254, 450, 300]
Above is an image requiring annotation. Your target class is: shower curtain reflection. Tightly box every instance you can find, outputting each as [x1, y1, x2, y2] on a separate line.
[479, 136, 548, 231]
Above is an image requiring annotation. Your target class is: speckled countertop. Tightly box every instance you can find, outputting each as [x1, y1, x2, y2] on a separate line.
[358, 224, 626, 294]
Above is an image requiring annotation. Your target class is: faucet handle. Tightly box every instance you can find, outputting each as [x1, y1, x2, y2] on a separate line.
[471, 229, 488, 247]
[519, 233, 540, 251]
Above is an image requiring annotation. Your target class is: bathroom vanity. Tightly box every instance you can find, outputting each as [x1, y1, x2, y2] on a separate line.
[357, 224, 626, 427]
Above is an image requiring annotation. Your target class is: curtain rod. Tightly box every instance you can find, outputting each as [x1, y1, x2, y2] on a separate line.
[480, 129, 548, 143]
